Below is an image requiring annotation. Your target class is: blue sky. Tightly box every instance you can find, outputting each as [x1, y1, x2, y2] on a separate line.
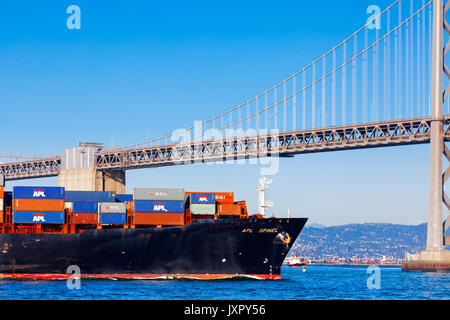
[0, 0, 434, 226]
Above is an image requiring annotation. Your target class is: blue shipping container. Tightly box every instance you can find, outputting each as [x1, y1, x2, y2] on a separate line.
[190, 193, 216, 204]
[72, 202, 99, 213]
[13, 186, 65, 200]
[65, 191, 115, 203]
[134, 200, 185, 213]
[13, 211, 65, 224]
[100, 213, 126, 225]
[116, 194, 133, 202]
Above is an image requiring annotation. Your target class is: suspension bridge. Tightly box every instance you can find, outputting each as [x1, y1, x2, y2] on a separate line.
[0, 0, 449, 270]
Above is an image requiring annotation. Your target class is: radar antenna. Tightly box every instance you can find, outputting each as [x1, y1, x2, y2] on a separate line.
[258, 176, 273, 217]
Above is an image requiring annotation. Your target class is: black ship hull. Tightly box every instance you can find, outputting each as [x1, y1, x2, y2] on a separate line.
[0, 218, 307, 280]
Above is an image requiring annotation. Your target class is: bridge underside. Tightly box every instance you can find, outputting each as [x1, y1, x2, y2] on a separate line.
[96, 117, 450, 170]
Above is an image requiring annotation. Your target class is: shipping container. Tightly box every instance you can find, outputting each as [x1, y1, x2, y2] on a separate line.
[13, 199, 65, 212]
[116, 194, 133, 203]
[65, 191, 115, 203]
[13, 211, 65, 224]
[72, 202, 98, 214]
[13, 186, 65, 200]
[133, 188, 185, 201]
[72, 213, 98, 224]
[134, 200, 185, 213]
[186, 192, 234, 203]
[190, 204, 216, 215]
[217, 203, 242, 216]
[133, 212, 185, 226]
[99, 202, 126, 214]
[190, 193, 215, 204]
[100, 213, 126, 225]
[215, 192, 234, 204]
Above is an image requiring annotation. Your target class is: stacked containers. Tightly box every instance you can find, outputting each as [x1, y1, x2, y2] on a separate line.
[65, 191, 115, 224]
[13, 186, 65, 224]
[99, 202, 127, 225]
[71, 202, 99, 224]
[133, 188, 185, 226]
[189, 193, 216, 216]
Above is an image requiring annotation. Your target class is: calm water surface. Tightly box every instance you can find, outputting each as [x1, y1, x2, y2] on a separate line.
[0, 266, 448, 300]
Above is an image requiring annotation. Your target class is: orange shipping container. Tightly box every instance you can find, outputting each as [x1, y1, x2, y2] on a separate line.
[217, 203, 242, 216]
[134, 212, 185, 226]
[72, 213, 98, 224]
[215, 192, 234, 204]
[13, 199, 65, 212]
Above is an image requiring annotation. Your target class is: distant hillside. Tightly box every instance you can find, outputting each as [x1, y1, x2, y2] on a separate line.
[306, 223, 327, 229]
[290, 223, 428, 260]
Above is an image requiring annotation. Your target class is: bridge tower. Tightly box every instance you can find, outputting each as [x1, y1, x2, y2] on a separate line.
[403, 0, 450, 271]
[57, 144, 126, 194]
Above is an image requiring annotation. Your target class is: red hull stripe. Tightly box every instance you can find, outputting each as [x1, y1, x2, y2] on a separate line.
[0, 273, 282, 280]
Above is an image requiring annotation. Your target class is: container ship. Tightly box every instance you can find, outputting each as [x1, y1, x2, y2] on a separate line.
[0, 179, 307, 280]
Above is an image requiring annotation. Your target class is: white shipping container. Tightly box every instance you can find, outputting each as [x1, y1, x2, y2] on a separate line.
[133, 188, 185, 201]
[190, 204, 216, 215]
[100, 202, 127, 214]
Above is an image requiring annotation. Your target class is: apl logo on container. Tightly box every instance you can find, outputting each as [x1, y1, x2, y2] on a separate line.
[32, 214, 46, 222]
[153, 203, 168, 212]
[198, 196, 209, 202]
[33, 189, 47, 198]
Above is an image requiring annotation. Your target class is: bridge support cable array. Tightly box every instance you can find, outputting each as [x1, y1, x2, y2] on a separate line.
[111, 0, 433, 153]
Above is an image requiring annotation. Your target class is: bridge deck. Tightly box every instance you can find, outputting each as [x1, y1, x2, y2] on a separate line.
[1, 116, 450, 181]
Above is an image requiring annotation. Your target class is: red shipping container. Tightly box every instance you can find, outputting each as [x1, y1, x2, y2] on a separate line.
[217, 203, 241, 216]
[215, 192, 234, 204]
[72, 213, 98, 224]
[134, 212, 185, 226]
[13, 199, 65, 212]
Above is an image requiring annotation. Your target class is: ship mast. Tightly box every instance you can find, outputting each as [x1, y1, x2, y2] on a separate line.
[258, 176, 273, 217]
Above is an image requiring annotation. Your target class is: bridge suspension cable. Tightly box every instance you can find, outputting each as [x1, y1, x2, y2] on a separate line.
[0, 153, 52, 163]
[114, 0, 433, 151]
